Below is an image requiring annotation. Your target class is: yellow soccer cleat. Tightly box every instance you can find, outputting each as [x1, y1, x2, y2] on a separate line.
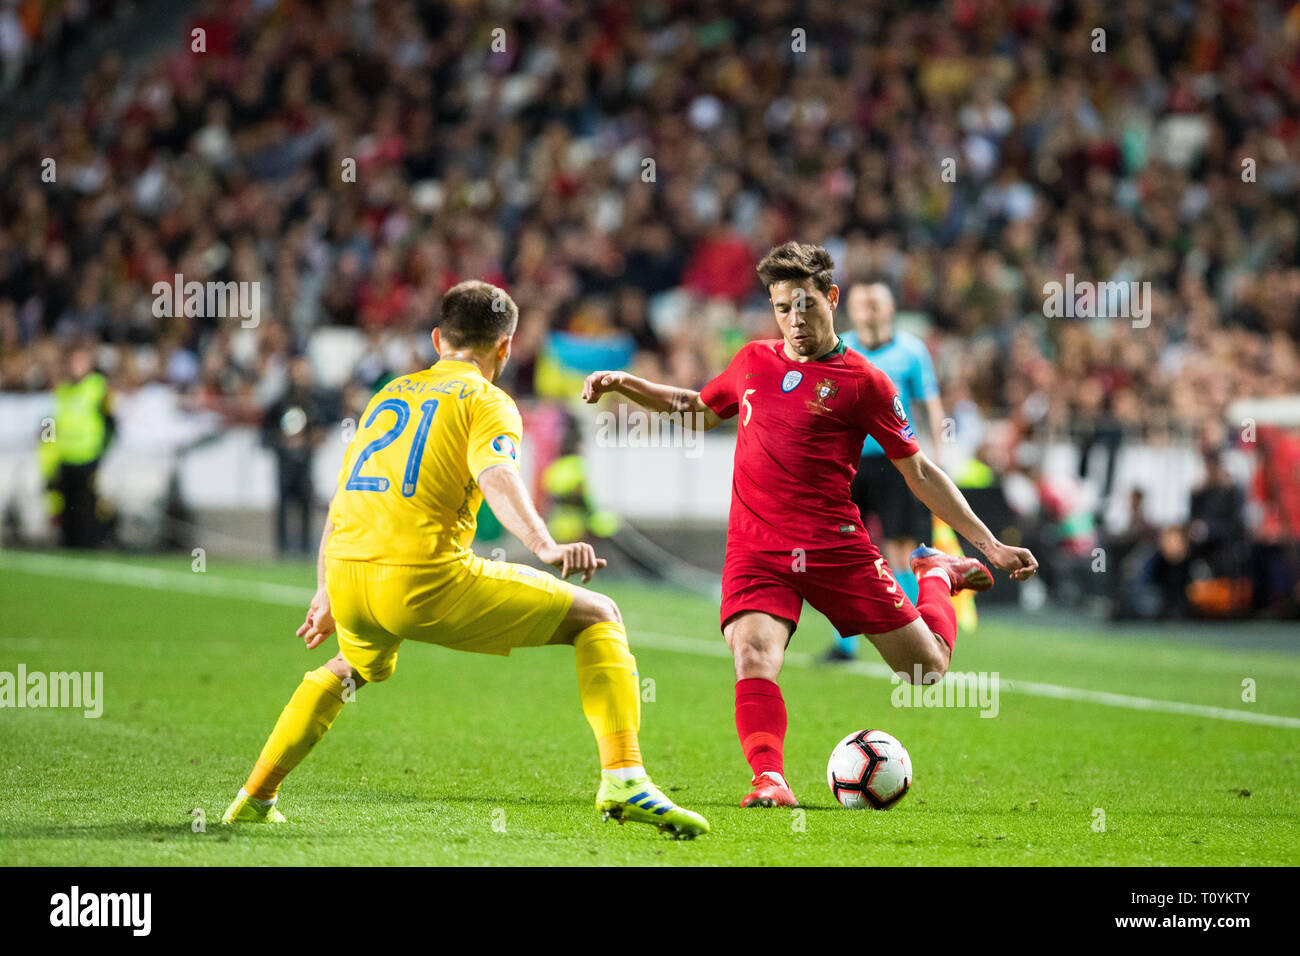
[596, 773, 710, 840]
[221, 789, 288, 824]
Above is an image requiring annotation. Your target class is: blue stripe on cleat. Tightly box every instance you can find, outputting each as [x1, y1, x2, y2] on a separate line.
[628, 791, 650, 805]
[653, 805, 671, 815]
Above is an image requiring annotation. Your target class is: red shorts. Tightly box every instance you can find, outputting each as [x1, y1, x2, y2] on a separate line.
[720, 538, 920, 637]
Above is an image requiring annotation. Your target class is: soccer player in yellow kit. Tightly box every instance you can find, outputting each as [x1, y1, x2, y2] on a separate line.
[221, 280, 708, 838]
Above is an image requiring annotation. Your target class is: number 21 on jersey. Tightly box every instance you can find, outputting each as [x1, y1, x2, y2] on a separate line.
[346, 398, 439, 496]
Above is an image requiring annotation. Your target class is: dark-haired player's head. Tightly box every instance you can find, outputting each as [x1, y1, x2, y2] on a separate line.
[756, 242, 841, 360]
[848, 281, 895, 350]
[432, 280, 519, 383]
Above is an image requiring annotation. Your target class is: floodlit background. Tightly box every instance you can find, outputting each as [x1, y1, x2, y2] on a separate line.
[1, 0, 1298, 622]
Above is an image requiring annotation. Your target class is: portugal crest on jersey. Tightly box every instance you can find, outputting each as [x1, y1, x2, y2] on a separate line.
[806, 378, 840, 414]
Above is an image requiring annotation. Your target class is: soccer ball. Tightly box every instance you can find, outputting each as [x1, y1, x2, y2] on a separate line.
[826, 729, 912, 810]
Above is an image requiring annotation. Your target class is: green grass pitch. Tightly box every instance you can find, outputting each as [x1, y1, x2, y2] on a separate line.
[1, 551, 1297, 866]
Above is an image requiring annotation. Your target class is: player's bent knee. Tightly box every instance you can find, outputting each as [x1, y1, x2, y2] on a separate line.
[922, 635, 951, 682]
[893, 646, 949, 685]
[550, 588, 622, 645]
[733, 646, 777, 679]
[570, 588, 621, 629]
[728, 630, 784, 680]
[928, 655, 950, 682]
[326, 651, 373, 686]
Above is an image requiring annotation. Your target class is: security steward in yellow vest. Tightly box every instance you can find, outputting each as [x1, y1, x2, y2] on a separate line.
[44, 347, 114, 548]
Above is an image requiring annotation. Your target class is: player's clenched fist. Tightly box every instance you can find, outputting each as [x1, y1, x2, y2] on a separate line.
[984, 543, 1039, 581]
[581, 370, 625, 403]
[537, 541, 608, 583]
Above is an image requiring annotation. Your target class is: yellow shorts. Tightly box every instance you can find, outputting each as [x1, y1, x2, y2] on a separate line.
[326, 554, 575, 683]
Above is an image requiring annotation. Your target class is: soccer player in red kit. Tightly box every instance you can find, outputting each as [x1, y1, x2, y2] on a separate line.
[581, 242, 1038, 808]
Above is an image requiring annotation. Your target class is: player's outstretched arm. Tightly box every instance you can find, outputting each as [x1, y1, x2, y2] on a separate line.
[581, 370, 723, 430]
[891, 450, 1038, 581]
[478, 464, 607, 583]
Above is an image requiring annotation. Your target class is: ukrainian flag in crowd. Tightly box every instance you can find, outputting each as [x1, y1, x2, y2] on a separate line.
[535, 330, 637, 400]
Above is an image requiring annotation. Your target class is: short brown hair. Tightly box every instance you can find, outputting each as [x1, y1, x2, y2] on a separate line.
[438, 280, 519, 349]
[756, 241, 835, 295]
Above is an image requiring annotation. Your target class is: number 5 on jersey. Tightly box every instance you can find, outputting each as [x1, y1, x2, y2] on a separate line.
[875, 557, 905, 610]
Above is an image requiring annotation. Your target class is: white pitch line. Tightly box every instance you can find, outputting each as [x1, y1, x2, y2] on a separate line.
[3, 550, 1298, 730]
[0, 550, 315, 605]
[627, 633, 1300, 729]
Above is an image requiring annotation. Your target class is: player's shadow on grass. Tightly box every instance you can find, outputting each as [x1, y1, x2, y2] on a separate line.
[394, 791, 594, 810]
[279, 788, 591, 812]
[0, 821, 206, 843]
[693, 800, 842, 811]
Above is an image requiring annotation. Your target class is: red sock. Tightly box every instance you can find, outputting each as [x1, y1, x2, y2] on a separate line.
[916, 572, 958, 655]
[735, 678, 786, 778]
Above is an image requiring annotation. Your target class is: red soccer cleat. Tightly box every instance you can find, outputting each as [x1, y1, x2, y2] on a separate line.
[741, 771, 799, 808]
[909, 545, 993, 595]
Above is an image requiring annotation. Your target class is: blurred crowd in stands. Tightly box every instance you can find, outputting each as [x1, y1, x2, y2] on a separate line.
[1, 0, 1298, 614]
[1, 0, 125, 93]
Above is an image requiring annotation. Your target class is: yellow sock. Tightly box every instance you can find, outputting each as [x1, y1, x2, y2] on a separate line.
[244, 666, 347, 800]
[574, 622, 643, 771]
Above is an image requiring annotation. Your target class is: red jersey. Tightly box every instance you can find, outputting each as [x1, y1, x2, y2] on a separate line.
[699, 338, 920, 551]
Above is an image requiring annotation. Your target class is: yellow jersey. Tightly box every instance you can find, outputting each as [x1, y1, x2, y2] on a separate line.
[326, 359, 523, 565]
